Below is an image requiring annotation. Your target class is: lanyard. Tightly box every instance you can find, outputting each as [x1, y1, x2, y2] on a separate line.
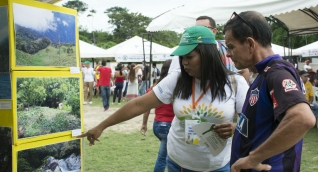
[192, 78, 210, 112]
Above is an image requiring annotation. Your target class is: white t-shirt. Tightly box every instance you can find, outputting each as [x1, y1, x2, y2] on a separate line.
[82, 67, 95, 82]
[153, 72, 249, 171]
[304, 64, 312, 72]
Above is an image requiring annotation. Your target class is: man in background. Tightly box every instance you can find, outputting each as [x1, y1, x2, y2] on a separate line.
[300, 70, 318, 118]
[196, 16, 250, 83]
[97, 60, 112, 112]
[139, 60, 150, 96]
[304, 60, 312, 72]
[82, 61, 95, 105]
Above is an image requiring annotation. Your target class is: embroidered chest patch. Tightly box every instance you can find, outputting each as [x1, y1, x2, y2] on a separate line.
[249, 88, 259, 106]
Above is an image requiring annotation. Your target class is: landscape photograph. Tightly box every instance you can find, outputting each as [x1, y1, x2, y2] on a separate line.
[17, 139, 81, 172]
[0, 6, 9, 72]
[16, 77, 81, 139]
[0, 127, 12, 172]
[13, 3, 77, 67]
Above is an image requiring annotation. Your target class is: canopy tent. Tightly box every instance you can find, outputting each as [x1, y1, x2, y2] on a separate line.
[79, 40, 113, 59]
[102, 36, 173, 62]
[170, 43, 301, 56]
[146, 0, 318, 36]
[294, 41, 318, 57]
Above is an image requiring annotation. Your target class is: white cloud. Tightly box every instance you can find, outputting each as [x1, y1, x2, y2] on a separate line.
[13, 3, 56, 32]
[56, 0, 194, 32]
[62, 20, 68, 26]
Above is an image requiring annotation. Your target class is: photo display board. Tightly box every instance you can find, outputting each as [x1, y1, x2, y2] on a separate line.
[12, 71, 83, 144]
[9, 0, 79, 71]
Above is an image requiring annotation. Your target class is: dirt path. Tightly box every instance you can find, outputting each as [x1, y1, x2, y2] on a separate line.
[83, 105, 155, 134]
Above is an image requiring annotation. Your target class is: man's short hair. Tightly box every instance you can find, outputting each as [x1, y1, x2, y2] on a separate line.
[196, 16, 216, 28]
[101, 60, 106, 66]
[223, 11, 272, 47]
[152, 62, 156, 67]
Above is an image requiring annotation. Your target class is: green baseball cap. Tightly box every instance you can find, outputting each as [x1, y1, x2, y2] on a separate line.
[171, 25, 216, 56]
[84, 61, 90, 65]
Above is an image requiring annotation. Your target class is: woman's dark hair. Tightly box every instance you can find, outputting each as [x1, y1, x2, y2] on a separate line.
[117, 65, 123, 75]
[157, 59, 172, 83]
[129, 63, 136, 82]
[172, 44, 234, 101]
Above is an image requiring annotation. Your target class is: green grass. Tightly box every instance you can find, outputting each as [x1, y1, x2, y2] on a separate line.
[300, 128, 318, 172]
[83, 130, 159, 172]
[16, 45, 76, 66]
[84, 97, 318, 171]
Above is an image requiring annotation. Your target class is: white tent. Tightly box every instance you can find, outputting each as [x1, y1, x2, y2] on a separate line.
[146, 0, 318, 35]
[102, 36, 173, 62]
[294, 41, 318, 57]
[79, 40, 113, 58]
[170, 43, 301, 56]
[271, 43, 301, 56]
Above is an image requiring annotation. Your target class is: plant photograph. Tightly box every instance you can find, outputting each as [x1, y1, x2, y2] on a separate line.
[17, 77, 81, 139]
[13, 3, 76, 67]
[0, 127, 12, 172]
[17, 139, 81, 172]
[0, 6, 9, 72]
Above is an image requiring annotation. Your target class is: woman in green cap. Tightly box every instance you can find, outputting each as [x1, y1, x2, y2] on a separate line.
[78, 26, 249, 172]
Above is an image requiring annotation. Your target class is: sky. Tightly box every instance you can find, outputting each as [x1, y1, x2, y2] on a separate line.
[56, 0, 195, 32]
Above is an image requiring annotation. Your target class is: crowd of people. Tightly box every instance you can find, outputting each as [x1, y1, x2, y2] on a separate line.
[79, 10, 316, 172]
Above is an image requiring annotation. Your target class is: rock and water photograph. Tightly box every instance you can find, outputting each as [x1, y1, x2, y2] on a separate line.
[17, 139, 81, 172]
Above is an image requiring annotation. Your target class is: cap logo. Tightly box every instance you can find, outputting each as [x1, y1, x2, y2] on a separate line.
[180, 32, 190, 43]
[197, 36, 212, 43]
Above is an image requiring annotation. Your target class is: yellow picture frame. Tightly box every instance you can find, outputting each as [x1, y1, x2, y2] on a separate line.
[12, 71, 84, 145]
[12, 137, 83, 172]
[8, 0, 79, 71]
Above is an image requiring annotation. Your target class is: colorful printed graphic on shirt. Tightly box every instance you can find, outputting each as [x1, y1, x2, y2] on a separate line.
[178, 103, 225, 122]
[282, 79, 298, 92]
[264, 66, 271, 72]
[249, 88, 259, 106]
[270, 89, 278, 109]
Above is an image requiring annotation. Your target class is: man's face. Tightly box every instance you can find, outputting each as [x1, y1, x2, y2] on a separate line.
[195, 19, 217, 34]
[301, 75, 308, 83]
[85, 64, 89, 68]
[224, 29, 253, 70]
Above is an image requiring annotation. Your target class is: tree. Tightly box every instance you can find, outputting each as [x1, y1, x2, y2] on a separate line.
[62, 0, 88, 14]
[87, 9, 97, 44]
[151, 31, 181, 48]
[104, 7, 151, 43]
[270, 21, 318, 49]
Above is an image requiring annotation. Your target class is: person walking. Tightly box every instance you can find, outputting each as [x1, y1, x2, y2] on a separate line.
[139, 60, 150, 96]
[140, 59, 173, 172]
[94, 61, 102, 98]
[112, 65, 126, 105]
[82, 61, 95, 105]
[97, 60, 112, 111]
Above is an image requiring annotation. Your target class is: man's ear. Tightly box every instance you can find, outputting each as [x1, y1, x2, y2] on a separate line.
[246, 37, 256, 51]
